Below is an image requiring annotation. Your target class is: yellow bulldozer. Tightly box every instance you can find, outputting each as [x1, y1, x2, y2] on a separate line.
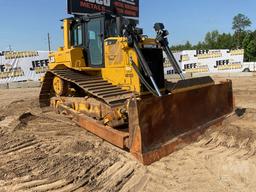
[39, 0, 233, 165]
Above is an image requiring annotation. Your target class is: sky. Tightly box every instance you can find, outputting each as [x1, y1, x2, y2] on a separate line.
[0, 0, 255, 51]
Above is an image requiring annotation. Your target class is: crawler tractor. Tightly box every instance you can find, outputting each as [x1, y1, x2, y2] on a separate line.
[39, 0, 233, 165]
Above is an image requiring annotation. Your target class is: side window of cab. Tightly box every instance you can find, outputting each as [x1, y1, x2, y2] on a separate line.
[71, 24, 82, 47]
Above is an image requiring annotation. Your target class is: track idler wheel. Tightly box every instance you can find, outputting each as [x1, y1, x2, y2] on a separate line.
[53, 76, 68, 96]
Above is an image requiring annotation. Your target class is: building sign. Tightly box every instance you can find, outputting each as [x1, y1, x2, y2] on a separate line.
[195, 50, 222, 59]
[67, 0, 139, 17]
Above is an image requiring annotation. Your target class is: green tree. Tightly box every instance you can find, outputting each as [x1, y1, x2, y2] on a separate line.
[171, 41, 193, 51]
[232, 14, 252, 48]
[242, 31, 256, 61]
[195, 41, 207, 50]
[204, 30, 219, 49]
[171, 13, 254, 54]
[184, 41, 192, 49]
[195, 41, 203, 49]
[232, 13, 252, 32]
[217, 33, 234, 49]
[234, 30, 249, 48]
[246, 40, 256, 61]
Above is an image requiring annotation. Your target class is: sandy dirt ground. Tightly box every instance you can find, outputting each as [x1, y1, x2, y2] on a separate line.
[0, 75, 256, 192]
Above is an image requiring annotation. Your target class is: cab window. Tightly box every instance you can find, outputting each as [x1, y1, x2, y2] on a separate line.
[71, 25, 82, 46]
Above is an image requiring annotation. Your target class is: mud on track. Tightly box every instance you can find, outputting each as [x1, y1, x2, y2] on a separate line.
[0, 75, 256, 192]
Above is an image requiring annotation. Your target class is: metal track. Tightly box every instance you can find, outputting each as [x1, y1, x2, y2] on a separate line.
[39, 69, 133, 107]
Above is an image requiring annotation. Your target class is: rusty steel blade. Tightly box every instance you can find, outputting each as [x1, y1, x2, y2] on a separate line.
[128, 80, 233, 165]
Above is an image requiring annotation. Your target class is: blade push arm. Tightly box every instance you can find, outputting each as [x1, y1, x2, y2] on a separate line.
[124, 22, 162, 97]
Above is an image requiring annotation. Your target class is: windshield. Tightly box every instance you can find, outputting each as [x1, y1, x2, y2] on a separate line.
[105, 18, 118, 38]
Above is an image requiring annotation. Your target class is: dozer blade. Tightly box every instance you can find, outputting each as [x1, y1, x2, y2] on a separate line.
[50, 79, 233, 165]
[128, 80, 233, 165]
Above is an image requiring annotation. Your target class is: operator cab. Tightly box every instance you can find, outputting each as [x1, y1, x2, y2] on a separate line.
[69, 13, 137, 68]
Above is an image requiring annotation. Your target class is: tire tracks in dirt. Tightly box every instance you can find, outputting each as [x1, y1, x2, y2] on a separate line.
[1, 77, 256, 191]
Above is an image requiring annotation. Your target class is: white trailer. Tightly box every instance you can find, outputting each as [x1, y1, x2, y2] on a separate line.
[242, 62, 256, 72]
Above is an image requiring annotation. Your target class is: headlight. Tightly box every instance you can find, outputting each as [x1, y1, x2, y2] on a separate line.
[49, 56, 55, 63]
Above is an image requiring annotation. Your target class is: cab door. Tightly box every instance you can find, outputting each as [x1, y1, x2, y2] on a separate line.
[87, 18, 104, 68]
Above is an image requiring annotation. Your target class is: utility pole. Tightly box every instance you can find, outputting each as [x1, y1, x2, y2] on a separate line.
[47, 33, 51, 52]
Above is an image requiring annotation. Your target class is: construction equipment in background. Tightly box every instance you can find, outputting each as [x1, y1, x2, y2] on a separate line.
[39, 0, 233, 165]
